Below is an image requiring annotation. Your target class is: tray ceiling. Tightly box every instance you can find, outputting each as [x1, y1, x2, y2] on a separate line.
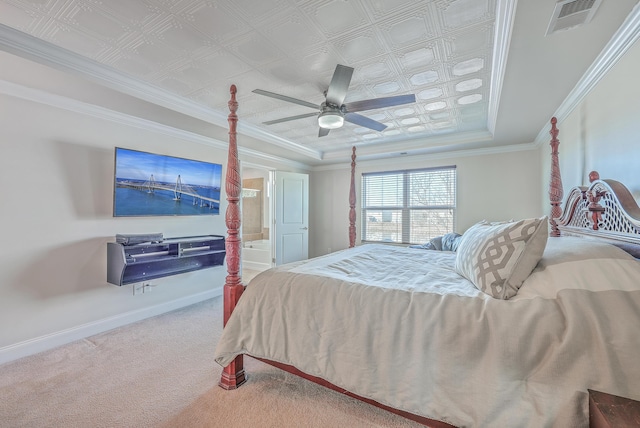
[0, 0, 638, 165]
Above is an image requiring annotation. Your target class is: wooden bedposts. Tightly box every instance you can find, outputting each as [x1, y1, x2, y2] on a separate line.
[219, 85, 247, 390]
[549, 117, 563, 237]
[349, 146, 357, 248]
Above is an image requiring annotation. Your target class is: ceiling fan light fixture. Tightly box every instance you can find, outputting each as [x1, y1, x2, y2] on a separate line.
[318, 111, 344, 129]
[254, 64, 415, 136]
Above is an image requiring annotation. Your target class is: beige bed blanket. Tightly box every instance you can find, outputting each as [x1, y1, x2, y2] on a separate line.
[214, 238, 640, 427]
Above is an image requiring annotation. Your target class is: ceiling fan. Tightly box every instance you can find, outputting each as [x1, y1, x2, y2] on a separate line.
[253, 64, 416, 137]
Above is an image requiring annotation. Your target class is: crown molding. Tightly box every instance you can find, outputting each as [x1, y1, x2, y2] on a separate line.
[237, 122, 323, 160]
[0, 24, 225, 123]
[487, 0, 518, 136]
[312, 139, 539, 172]
[0, 79, 310, 170]
[238, 145, 311, 170]
[533, 3, 640, 145]
[0, 23, 323, 161]
[319, 129, 494, 163]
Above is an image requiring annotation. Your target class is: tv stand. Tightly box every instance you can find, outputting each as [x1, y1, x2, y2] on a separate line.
[107, 235, 225, 286]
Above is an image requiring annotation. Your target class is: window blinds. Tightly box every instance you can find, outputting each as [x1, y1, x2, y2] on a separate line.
[361, 166, 456, 244]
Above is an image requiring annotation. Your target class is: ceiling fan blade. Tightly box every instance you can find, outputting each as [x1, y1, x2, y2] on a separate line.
[344, 94, 416, 113]
[263, 112, 319, 125]
[318, 127, 330, 137]
[325, 64, 354, 106]
[253, 89, 319, 110]
[345, 113, 387, 132]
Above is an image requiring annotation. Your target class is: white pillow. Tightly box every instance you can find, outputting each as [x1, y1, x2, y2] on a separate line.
[455, 217, 548, 299]
[514, 236, 640, 300]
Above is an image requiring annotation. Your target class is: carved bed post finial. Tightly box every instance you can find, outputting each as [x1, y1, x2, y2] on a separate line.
[219, 84, 247, 390]
[349, 146, 357, 248]
[549, 117, 563, 237]
[586, 171, 606, 230]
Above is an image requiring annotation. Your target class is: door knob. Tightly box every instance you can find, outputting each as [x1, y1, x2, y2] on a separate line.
[301, 227, 308, 230]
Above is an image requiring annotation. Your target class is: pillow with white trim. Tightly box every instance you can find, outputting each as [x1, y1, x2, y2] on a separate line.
[454, 217, 548, 299]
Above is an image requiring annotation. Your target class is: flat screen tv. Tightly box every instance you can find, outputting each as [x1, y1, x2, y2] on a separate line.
[113, 147, 223, 217]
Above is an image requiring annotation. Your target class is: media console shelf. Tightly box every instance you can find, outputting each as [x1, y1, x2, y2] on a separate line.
[107, 235, 225, 286]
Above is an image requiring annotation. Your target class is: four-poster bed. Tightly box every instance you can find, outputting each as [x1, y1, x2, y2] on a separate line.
[216, 86, 640, 426]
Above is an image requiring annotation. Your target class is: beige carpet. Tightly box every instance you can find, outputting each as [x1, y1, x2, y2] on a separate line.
[0, 295, 424, 427]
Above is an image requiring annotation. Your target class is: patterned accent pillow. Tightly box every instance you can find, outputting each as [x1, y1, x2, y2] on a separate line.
[454, 217, 548, 299]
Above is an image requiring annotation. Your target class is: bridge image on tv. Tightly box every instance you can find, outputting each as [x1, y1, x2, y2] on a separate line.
[119, 174, 218, 204]
[114, 175, 221, 216]
[113, 148, 222, 217]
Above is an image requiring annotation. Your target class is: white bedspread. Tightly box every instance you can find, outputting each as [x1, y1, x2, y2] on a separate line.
[214, 239, 640, 427]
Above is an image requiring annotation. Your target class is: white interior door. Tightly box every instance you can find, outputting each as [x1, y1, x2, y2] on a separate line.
[273, 171, 309, 265]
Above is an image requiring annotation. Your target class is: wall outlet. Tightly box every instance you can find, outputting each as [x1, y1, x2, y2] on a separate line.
[327, 247, 332, 254]
[133, 283, 144, 296]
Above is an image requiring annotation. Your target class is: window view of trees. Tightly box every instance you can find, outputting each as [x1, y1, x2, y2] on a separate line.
[361, 167, 456, 244]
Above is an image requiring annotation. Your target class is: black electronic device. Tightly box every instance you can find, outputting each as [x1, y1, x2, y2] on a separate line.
[115, 233, 164, 245]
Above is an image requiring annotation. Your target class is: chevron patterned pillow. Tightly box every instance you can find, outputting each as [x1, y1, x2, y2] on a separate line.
[455, 217, 548, 299]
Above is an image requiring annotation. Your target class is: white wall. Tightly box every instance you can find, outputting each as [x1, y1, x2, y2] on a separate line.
[310, 148, 542, 258]
[540, 37, 640, 213]
[0, 85, 309, 363]
[0, 94, 231, 362]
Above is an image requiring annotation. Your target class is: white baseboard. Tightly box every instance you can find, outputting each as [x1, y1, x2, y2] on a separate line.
[0, 288, 222, 366]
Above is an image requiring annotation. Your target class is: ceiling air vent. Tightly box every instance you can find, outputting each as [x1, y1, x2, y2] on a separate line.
[546, 0, 602, 35]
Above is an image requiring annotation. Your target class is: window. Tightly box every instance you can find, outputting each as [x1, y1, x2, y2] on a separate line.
[361, 166, 456, 244]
